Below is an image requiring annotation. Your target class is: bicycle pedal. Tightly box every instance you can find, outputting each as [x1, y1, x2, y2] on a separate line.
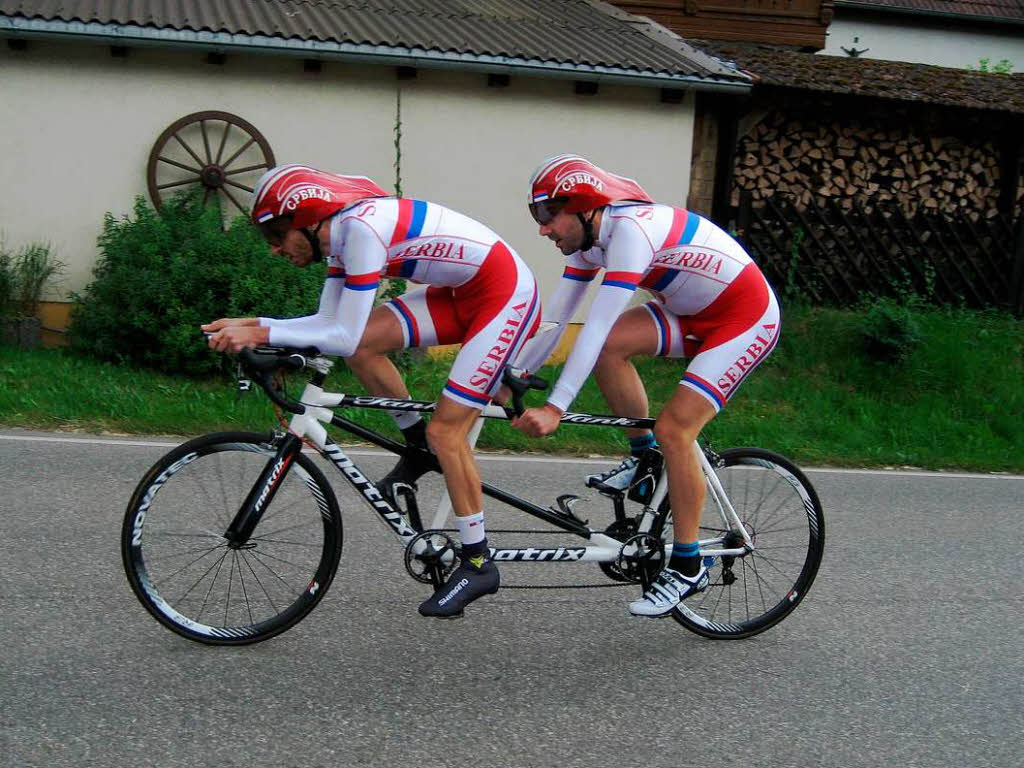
[549, 494, 588, 525]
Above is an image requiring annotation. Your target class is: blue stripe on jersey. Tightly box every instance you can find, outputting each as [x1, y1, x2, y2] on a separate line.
[602, 279, 638, 290]
[407, 200, 427, 240]
[651, 270, 676, 292]
[344, 281, 379, 291]
[444, 382, 491, 406]
[391, 298, 416, 340]
[649, 305, 669, 356]
[679, 213, 701, 245]
[683, 373, 726, 408]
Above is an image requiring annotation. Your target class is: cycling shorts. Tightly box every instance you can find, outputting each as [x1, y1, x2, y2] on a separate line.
[643, 262, 780, 413]
[384, 242, 541, 410]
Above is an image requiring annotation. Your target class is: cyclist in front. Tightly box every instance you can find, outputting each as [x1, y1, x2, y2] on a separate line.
[512, 155, 780, 617]
[203, 165, 541, 618]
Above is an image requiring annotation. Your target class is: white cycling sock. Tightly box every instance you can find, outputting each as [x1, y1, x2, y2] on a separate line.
[455, 511, 486, 546]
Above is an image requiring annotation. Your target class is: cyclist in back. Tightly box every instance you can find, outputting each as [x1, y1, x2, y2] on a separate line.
[513, 155, 780, 617]
[203, 164, 541, 618]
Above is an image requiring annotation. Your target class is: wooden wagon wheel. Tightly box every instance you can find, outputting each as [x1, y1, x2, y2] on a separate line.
[147, 110, 275, 216]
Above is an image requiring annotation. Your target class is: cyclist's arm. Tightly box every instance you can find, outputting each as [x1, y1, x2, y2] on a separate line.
[545, 222, 653, 412]
[260, 218, 385, 356]
[202, 317, 260, 331]
[513, 260, 596, 373]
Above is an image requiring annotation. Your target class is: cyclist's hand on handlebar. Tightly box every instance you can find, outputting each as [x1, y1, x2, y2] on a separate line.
[206, 324, 270, 354]
[201, 317, 260, 333]
[512, 403, 563, 437]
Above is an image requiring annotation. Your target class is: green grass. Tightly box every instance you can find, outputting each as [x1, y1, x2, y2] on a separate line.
[1, 304, 1021, 471]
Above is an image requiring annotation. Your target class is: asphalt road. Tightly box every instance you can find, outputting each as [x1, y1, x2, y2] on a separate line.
[1, 429, 1021, 768]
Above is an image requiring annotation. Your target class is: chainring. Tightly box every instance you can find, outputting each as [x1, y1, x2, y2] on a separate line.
[598, 518, 640, 583]
[615, 533, 666, 586]
[403, 530, 460, 586]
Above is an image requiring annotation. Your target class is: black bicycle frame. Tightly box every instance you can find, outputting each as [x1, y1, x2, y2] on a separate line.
[229, 345, 662, 556]
[326, 395, 656, 540]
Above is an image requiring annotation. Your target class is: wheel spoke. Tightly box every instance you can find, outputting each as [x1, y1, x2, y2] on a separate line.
[191, 453, 235, 532]
[214, 120, 231, 164]
[221, 137, 256, 169]
[249, 547, 316, 574]
[224, 552, 236, 626]
[236, 551, 255, 626]
[221, 185, 248, 214]
[746, 556, 772, 613]
[224, 179, 256, 194]
[251, 517, 324, 541]
[157, 178, 202, 191]
[173, 132, 207, 169]
[175, 549, 230, 603]
[159, 543, 230, 583]
[196, 551, 231, 621]
[157, 155, 202, 174]
[225, 162, 271, 177]
[239, 551, 280, 614]
[200, 119, 213, 164]
[143, 540, 228, 563]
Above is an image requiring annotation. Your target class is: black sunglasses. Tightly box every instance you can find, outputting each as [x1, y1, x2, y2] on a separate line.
[528, 198, 567, 225]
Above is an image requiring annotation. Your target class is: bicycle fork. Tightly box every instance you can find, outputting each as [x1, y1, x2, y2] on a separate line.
[223, 433, 304, 547]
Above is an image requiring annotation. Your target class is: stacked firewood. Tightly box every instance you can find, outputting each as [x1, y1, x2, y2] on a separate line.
[731, 111, 1013, 217]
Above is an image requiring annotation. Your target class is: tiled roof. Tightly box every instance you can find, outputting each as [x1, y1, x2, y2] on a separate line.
[0, 0, 750, 87]
[698, 41, 1024, 114]
[835, 0, 1024, 22]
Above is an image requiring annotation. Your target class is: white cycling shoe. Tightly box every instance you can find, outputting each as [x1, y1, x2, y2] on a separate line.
[629, 565, 709, 617]
[585, 456, 638, 492]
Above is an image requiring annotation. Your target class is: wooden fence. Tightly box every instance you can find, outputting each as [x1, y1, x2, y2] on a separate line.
[736, 191, 1024, 314]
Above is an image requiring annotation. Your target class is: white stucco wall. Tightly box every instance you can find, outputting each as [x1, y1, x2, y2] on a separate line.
[0, 39, 694, 307]
[399, 69, 694, 301]
[821, 17, 1024, 70]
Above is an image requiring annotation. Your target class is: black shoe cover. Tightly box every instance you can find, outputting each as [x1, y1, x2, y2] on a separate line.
[380, 450, 432, 490]
[418, 557, 500, 618]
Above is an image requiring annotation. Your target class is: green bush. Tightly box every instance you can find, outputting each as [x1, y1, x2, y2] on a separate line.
[70, 193, 324, 375]
[856, 296, 923, 364]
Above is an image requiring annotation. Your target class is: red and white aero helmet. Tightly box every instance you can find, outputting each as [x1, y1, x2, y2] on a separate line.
[528, 154, 652, 223]
[249, 164, 388, 230]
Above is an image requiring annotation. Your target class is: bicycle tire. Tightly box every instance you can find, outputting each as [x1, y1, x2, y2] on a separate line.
[121, 432, 343, 645]
[669, 448, 824, 640]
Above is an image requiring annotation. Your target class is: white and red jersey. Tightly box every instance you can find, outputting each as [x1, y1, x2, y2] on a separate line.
[517, 202, 776, 412]
[260, 198, 525, 356]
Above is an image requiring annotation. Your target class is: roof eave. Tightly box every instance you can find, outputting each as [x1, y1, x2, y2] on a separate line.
[833, 1, 1024, 27]
[0, 17, 752, 94]
[759, 79, 1024, 116]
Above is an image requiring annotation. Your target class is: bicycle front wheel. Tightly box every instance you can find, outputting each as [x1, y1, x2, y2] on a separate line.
[671, 448, 824, 639]
[121, 432, 343, 645]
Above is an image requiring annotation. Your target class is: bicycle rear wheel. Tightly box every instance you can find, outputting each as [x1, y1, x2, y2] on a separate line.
[671, 448, 824, 639]
[121, 432, 343, 645]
